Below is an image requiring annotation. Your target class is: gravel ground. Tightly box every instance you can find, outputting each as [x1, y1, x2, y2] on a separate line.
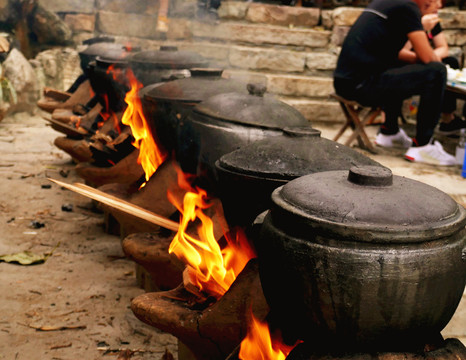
[0, 112, 178, 360]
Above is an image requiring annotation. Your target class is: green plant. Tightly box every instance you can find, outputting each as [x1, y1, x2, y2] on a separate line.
[0, 64, 17, 105]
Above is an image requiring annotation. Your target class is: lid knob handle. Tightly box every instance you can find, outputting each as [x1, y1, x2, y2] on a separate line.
[348, 166, 393, 186]
[247, 83, 267, 97]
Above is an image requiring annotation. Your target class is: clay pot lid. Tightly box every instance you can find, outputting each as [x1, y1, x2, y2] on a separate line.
[128, 46, 209, 69]
[143, 68, 247, 104]
[192, 84, 309, 129]
[271, 166, 466, 243]
[78, 42, 127, 58]
[216, 127, 380, 180]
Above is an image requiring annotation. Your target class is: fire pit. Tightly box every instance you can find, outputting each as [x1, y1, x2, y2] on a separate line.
[131, 259, 269, 360]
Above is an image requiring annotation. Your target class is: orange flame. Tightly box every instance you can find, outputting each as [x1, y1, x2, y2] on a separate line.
[239, 314, 297, 360]
[167, 166, 256, 299]
[121, 68, 167, 181]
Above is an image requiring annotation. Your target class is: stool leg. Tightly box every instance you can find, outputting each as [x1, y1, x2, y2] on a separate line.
[333, 102, 353, 142]
[345, 106, 378, 154]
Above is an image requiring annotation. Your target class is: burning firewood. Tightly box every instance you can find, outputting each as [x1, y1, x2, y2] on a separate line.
[131, 259, 269, 360]
[76, 149, 145, 188]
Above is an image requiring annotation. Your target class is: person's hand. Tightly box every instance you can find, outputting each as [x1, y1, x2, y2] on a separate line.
[422, 13, 440, 32]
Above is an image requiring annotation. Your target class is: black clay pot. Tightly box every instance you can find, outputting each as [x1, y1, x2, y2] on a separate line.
[256, 166, 466, 352]
[215, 127, 383, 228]
[88, 48, 132, 113]
[140, 68, 248, 155]
[78, 41, 126, 77]
[128, 46, 209, 86]
[176, 84, 311, 192]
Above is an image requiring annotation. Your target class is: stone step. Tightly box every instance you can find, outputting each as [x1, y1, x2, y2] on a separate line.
[280, 96, 343, 123]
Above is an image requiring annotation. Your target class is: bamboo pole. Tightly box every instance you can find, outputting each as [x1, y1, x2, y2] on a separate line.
[48, 178, 180, 232]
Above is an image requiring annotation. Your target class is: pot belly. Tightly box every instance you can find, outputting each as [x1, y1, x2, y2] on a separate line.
[177, 115, 283, 189]
[256, 214, 466, 350]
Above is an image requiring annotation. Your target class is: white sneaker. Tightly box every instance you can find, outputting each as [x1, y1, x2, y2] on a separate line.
[375, 129, 412, 148]
[404, 140, 457, 166]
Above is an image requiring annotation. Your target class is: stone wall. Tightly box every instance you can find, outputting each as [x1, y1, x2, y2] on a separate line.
[36, 0, 466, 123]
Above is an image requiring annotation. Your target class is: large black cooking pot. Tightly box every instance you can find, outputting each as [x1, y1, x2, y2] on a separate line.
[140, 68, 247, 156]
[176, 84, 311, 191]
[88, 47, 132, 113]
[256, 166, 466, 352]
[128, 46, 209, 87]
[215, 127, 383, 228]
[78, 41, 126, 77]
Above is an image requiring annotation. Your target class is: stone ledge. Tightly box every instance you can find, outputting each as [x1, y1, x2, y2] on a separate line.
[38, 0, 95, 14]
[224, 69, 334, 97]
[178, 20, 331, 48]
[245, 3, 320, 28]
[281, 97, 344, 123]
[96, 10, 157, 38]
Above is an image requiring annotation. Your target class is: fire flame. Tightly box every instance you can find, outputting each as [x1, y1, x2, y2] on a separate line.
[117, 64, 254, 299]
[167, 166, 256, 299]
[239, 314, 297, 360]
[121, 68, 167, 181]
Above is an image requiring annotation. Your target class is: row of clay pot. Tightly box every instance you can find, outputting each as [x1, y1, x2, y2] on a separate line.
[37, 72, 270, 360]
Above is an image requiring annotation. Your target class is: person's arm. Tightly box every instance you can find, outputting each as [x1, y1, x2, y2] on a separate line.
[408, 30, 441, 63]
[398, 40, 418, 63]
[431, 31, 449, 59]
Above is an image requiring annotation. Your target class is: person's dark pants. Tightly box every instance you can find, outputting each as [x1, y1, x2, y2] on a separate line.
[334, 61, 447, 146]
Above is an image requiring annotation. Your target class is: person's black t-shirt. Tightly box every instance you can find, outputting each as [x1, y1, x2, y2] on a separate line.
[334, 0, 424, 84]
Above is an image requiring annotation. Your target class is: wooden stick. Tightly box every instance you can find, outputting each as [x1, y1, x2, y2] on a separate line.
[48, 178, 180, 232]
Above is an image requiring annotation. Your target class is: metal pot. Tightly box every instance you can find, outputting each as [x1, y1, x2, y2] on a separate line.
[128, 46, 209, 86]
[140, 68, 247, 155]
[88, 48, 132, 113]
[256, 166, 466, 351]
[78, 41, 126, 77]
[176, 84, 311, 191]
[215, 127, 383, 228]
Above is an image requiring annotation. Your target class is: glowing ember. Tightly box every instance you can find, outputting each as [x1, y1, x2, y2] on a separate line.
[167, 166, 256, 299]
[239, 314, 296, 360]
[121, 68, 167, 181]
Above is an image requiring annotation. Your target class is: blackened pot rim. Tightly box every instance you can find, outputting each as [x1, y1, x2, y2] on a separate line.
[215, 159, 294, 182]
[189, 109, 288, 132]
[267, 197, 466, 243]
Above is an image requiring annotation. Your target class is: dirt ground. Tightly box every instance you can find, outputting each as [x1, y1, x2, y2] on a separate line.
[0, 112, 178, 359]
[0, 111, 464, 359]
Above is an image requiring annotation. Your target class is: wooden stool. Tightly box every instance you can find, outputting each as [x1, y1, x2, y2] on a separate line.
[331, 93, 382, 154]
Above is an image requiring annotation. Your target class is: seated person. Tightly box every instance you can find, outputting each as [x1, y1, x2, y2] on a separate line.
[334, 0, 456, 166]
[399, 0, 466, 136]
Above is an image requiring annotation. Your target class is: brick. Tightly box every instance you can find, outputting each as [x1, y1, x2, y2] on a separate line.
[332, 6, 363, 26]
[246, 3, 319, 28]
[218, 1, 249, 20]
[96, 10, 157, 38]
[229, 46, 305, 72]
[282, 98, 344, 123]
[64, 13, 96, 33]
[38, 0, 95, 13]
